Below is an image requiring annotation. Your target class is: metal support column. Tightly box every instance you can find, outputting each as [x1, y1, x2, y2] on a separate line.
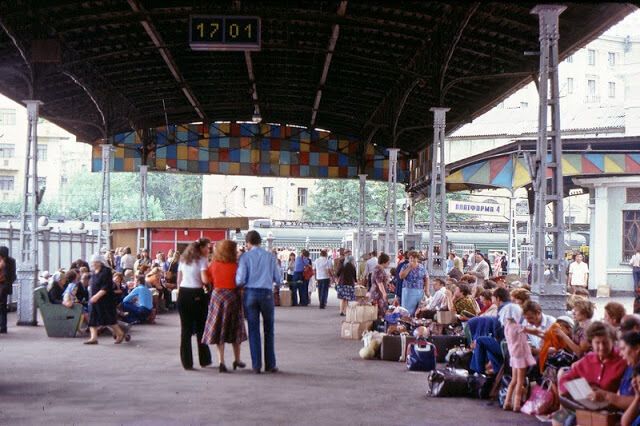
[357, 174, 367, 261]
[507, 191, 519, 274]
[137, 165, 148, 253]
[428, 107, 450, 276]
[385, 148, 399, 263]
[531, 5, 567, 318]
[405, 193, 415, 235]
[16, 100, 42, 326]
[97, 144, 113, 253]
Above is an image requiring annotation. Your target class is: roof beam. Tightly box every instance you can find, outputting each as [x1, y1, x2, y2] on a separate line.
[310, 0, 348, 128]
[127, 0, 207, 121]
[245, 51, 261, 122]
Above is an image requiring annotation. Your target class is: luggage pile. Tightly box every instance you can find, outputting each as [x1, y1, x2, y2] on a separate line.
[341, 303, 377, 340]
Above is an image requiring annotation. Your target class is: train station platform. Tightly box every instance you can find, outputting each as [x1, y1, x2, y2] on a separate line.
[3, 293, 633, 425]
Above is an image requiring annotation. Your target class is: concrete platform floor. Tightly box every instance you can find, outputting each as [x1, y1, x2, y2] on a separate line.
[2, 293, 631, 426]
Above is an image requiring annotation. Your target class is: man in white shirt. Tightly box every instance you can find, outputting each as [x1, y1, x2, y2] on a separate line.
[364, 250, 378, 290]
[425, 278, 448, 311]
[314, 250, 333, 309]
[568, 253, 589, 291]
[521, 300, 555, 353]
[630, 248, 640, 294]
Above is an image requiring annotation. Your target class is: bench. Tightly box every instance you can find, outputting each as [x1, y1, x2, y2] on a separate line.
[33, 285, 82, 337]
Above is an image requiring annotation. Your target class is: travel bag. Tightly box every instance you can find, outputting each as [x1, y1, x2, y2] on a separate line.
[426, 368, 470, 397]
[406, 341, 436, 372]
[427, 335, 466, 363]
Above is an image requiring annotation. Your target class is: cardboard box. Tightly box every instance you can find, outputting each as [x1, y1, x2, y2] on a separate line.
[279, 288, 292, 307]
[341, 321, 373, 340]
[354, 285, 367, 297]
[436, 311, 455, 324]
[575, 410, 620, 426]
[346, 304, 378, 323]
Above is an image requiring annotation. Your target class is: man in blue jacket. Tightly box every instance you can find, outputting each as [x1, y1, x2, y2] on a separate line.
[236, 230, 282, 374]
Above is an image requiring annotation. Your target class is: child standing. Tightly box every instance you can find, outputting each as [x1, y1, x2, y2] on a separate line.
[503, 310, 536, 412]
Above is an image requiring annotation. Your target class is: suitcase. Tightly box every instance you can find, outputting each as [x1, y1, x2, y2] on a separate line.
[428, 335, 466, 363]
[279, 288, 292, 307]
[381, 335, 416, 361]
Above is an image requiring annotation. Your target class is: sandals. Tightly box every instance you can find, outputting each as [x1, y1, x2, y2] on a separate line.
[83, 340, 98, 345]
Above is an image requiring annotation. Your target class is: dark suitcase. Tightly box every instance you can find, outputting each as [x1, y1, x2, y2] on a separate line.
[380, 335, 416, 361]
[426, 369, 470, 398]
[428, 335, 466, 363]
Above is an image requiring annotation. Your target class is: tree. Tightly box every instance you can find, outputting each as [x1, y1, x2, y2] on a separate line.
[146, 173, 202, 220]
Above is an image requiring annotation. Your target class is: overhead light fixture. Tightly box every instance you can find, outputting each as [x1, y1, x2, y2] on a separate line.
[252, 106, 262, 123]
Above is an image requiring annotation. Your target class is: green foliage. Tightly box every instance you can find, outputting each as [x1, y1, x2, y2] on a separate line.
[302, 178, 466, 223]
[1, 171, 202, 222]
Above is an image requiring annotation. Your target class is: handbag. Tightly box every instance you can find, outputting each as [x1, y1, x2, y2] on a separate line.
[406, 341, 436, 372]
[521, 379, 558, 416]
[546, 350, 577, 369]
[426, 368, 470, 397]
[303, 265, 314, 281]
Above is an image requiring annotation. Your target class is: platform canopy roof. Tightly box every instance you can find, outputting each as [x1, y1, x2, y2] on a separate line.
[0, 1, 635, 157]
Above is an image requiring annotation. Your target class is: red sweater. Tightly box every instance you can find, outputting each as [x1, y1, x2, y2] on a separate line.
[558, 350, 627, 394]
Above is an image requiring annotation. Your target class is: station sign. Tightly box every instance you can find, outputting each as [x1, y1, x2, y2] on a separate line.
[189, 15, 261, 51]
[448, 200, 504, 216]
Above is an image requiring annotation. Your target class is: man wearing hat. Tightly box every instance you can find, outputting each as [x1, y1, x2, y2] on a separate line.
[0, 246, 16, 334]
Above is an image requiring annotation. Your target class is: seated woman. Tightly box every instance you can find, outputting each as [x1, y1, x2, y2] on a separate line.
[553, 322, 627, 426]
[587, 332, 640, 412]
[447, 282, 479, 320]
[553, 298, 594, 358]
[112, 272, 127, 303]
[478, 290, 497, 316]
[62, 272, 88, 332]
[605, 301, 627, 332]
[48, 271, 67, 304]
[623, 375, 640, 426]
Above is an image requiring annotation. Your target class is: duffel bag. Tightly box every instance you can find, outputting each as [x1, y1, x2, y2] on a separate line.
[427, 335, 466, 363]
[467, 373, 494, 399]
[426, 368, 470, 397]
[407, 341, 436, 372]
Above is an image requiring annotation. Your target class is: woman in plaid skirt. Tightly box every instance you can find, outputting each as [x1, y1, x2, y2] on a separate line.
[202, 240, 247, 373]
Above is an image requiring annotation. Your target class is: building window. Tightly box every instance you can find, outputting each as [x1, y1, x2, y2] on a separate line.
[0, 143, 15, 158]
[263, 187, 273, 206]
[0, 175, 15, 191]
[520, 102, 528, 109]
[37, 177, 46, 190]
[623, 210, 640, 261]
[0, 109, 16, 126]
[241, 188, 246, 207]
[608, 52, 616, 66]
[608, 81, 616, 98]
[566, 54, 573, 63]
[627, 188, 640, 203]
[37, 144, 47, 161]
[297, 187, 308, 207]
[588, 49, 596, 66]
[586, 79, 597, 102]
[567, 78, 574, 94]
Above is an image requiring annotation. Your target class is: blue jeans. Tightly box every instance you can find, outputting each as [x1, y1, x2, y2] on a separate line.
[633, 268, 640, 294]
[293, 272, 309, 306]
[401, 287, 423, 316]
[317, 279, 330, 308]
[244, 288, 276, 371]
[122, 301, 151, 323]
[470, 336, 503, 374]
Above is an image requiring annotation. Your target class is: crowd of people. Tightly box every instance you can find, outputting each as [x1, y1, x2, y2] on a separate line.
[6, 237, 640, 424]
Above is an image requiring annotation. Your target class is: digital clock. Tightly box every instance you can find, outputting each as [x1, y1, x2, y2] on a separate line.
[189, 15, 261, 51]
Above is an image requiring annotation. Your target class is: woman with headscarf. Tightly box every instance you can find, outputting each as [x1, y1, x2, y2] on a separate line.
[336, 254, 357, 316]
[84, 254, 129, 345]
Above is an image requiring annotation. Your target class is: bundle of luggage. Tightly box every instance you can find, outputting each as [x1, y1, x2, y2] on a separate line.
[340, 302, 377, 340]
